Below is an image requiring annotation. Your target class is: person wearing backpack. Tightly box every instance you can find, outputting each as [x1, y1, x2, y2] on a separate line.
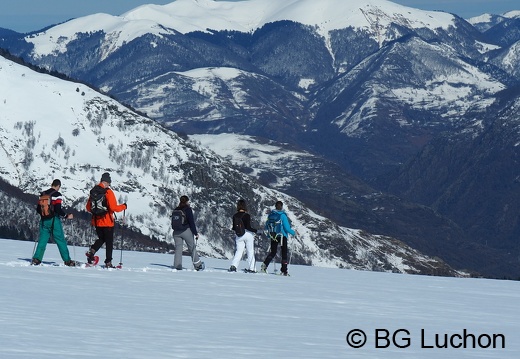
[171, 195, 204, 271]
[32, 179, 75, 266]
[85, 172, 127, 268]
[229, 199, 258, 273]
[261, 201, 296, 276]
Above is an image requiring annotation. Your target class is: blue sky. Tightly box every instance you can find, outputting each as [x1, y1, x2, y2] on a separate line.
[0, 0, 518, 33]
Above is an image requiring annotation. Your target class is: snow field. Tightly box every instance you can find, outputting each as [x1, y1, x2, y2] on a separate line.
[0, 238, 519, 358]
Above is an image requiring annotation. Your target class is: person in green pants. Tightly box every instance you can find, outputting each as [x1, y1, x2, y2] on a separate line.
[32, 179, 75, 266]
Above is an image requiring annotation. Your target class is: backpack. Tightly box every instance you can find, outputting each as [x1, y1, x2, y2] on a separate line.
[89, 185, 108, 217]
[171, 209, 187, 230]
[232, 212, 246, 237]
[37, 190, 56, 220]
[266, 211, 283, 241]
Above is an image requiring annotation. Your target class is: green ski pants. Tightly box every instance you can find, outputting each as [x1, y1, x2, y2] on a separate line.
[33, 217, 71, 262]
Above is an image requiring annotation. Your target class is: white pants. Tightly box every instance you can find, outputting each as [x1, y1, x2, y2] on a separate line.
[231, 231, 256, 271]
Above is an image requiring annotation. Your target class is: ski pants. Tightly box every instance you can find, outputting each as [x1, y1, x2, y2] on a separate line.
[263, 236, 288, 273]
[173, 228, 201, 269]
[91, 226, 114, 264]
[231, 231, 256, 271]
[33, 217, 71, 262]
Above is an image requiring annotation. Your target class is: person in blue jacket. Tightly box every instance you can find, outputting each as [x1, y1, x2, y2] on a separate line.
[261, 200, 297, 276]
[172, 195, 204, 271]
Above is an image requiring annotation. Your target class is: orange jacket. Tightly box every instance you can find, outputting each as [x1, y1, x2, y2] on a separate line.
[86, 183, 126, 227]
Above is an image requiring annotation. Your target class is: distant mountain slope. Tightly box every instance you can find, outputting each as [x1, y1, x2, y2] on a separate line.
[192, 133, 520, 277]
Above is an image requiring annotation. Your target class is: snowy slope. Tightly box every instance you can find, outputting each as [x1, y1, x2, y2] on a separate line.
[0, 56, 189, 237]
[25, 0, 457, 59]
[0, 238, 518, 359]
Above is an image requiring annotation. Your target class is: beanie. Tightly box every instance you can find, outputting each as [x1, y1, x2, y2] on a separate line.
[101, 172, 112, 184]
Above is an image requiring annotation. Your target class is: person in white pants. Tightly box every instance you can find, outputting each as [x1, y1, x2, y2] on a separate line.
[229, 199, 258, 272]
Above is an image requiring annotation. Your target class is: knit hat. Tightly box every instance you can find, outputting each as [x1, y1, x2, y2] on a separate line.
[100, 172, 112, 184]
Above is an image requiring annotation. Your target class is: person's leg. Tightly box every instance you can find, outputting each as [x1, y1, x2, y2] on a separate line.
[104, 227, 114, 264]
[91, 227, 106, 253]
[182, 230, 202, 269]
[263, 240, 279, 267]
[52, 219, 71, 262]
[231, 236, 246, 268]
[280, 237, 289, 274]
[33, 219, 52, 261]
[173, 232, 184, 269]
[244, 232, 256, 271]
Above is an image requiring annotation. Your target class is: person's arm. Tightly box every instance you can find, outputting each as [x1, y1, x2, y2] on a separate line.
[282, 213, 295, 236]
[106, 189, 127, 213]
[52, 191, 69, 218]
[185, 207, 198, 236]
[244, 213, 257, 233]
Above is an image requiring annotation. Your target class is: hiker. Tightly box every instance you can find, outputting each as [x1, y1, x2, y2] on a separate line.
[171, 195, 204, 271]
[229, 199, 258, 273]
[261, 200, 297, 276]
[32, 179, 75, 266]
[85, 172, 127, 268]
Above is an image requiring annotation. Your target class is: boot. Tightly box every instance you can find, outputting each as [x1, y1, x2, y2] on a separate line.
[85, 249, 96, 264]
[31, 258, 41, 266]
[194, 261, 205, 271]
[260, 263, 267, 273]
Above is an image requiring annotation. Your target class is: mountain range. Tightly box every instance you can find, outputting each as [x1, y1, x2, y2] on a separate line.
[1, 0, 520, 278]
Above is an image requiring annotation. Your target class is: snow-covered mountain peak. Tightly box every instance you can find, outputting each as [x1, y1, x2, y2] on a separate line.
[145, 0, 457, 34]
[504, 10, 520, 18]
[25, 0, 457, 59]
[25, 12, 176, 60]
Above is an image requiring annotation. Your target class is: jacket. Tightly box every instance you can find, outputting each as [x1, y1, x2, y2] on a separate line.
[265, 210, 295, 238]
[232, 211, 257, 234]
[174, 205, 198, 236]
[37, 187, 68, 219]
[86, 183, 126, 227]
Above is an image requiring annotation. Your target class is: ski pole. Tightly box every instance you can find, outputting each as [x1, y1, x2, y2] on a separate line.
[273, 238, 277, 273]
[70, 218, 76, 261]
[117, 209, 125, 268]
[288, 234, 296, 266]
[32, 220, 40, 258]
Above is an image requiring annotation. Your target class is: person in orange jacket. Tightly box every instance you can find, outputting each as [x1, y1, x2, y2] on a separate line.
[85, 172, 127, 267]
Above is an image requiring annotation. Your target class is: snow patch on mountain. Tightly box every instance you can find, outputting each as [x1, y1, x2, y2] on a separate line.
[192, 133, 312, 181]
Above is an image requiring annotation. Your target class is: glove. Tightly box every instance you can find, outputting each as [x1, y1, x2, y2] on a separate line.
[123, 203, 127, 209]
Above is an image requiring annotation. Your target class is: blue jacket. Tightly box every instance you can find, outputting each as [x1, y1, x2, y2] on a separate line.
[265, 210, 295, 238]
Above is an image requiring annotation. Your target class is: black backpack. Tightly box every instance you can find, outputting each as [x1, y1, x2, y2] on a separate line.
[89, 186, 108, 217]
[232, 212, 246, 237]
[171, 209, 187, 230]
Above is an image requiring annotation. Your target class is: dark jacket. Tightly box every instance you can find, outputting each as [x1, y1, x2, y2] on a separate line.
[232, 211, 257, 233]
[37, 188, 67, 218]
[175, 204, 198, 236]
